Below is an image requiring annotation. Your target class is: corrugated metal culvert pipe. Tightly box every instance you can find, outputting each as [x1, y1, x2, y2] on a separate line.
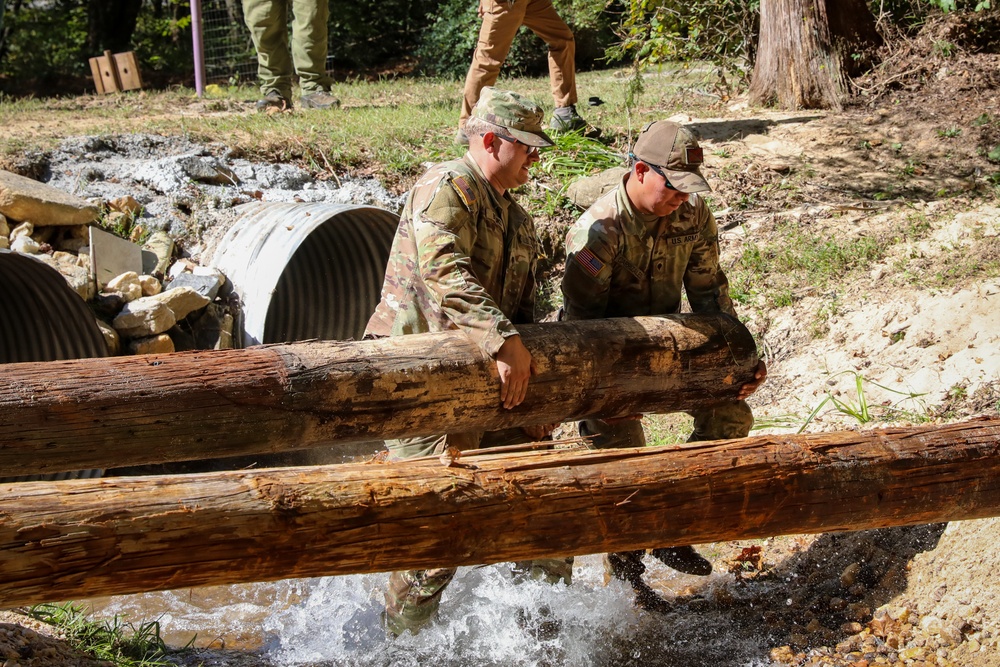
[206, 201, 400, 467]
[210, 202, 399, 346]
[0, 249, 107, 481]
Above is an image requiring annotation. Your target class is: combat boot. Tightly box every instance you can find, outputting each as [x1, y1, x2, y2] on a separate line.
[604, 551, 673, 614]
[650, 546, 713, 576]
[256, 90, 291, 113]
[550, 105, 601, 137]
[300, 89, 341, 110]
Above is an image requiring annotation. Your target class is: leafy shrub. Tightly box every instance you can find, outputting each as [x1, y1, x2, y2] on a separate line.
[608, 0, 760, 89]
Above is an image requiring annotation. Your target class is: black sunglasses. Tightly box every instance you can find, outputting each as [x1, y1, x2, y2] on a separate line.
[497, 134, 539, 156]
[644, 162, 679, 191]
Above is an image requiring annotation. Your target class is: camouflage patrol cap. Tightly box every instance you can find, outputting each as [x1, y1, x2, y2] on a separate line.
[472, 87, 554, 148]
[632, 121, 711, 193]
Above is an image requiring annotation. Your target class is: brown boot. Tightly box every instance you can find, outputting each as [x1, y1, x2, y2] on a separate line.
[650, 546, 713, 576]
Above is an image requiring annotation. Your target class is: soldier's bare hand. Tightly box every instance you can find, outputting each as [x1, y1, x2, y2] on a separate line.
[737, 360, 768, 400]
[496, 335, 534, 409]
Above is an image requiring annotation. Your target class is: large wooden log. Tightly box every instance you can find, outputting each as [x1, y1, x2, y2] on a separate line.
[2, 419, 1000, 608]
[0, 314, 757, 476]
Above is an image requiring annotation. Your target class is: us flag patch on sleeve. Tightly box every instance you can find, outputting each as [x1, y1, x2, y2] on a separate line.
[451, 176, 476, 208]
[575, 247, 605, 277]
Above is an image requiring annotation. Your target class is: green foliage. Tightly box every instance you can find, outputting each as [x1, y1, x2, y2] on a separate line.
[729, 225, 885, 309]
[0, 0, 90, 79]
[28, 603, 173, 666]
[130, 1, 193, 74]
[608, 0, 759, 93]
[328, 0, 437, 68]
[537, 131, 623, 183]
[798, 371, 928, 433]
[932, 0, 992, 11]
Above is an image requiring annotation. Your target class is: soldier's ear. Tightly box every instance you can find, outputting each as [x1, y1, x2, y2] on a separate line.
[633, 161, 649, 182]
[481, 131, 500, 155]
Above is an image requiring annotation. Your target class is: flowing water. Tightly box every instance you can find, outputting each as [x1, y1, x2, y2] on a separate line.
[84, 555, 783, 667]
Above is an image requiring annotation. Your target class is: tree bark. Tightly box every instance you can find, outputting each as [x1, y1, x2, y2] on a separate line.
[0, 314, 758, 477]
[748, 0, 882, 110]
[2, 419, 999, 608]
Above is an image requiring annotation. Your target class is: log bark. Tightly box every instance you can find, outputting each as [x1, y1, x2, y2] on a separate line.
[0, 314, 757, 476]
[2, 419, 1000, 608]
[748, 0, 882, 110]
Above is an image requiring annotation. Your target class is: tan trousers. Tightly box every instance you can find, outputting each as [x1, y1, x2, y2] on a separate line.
[460, 0, 577, 125]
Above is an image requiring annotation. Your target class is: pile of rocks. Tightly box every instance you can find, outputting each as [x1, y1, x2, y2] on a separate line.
[0, 169, 234, 358]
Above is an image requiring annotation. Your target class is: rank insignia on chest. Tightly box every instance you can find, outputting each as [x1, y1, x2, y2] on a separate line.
[451, 176, 477, 208]
[575, 247, 605, 277]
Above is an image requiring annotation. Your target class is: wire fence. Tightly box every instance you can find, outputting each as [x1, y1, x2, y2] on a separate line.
[196, 0, 336, 87]
[199, 0, 257, 85]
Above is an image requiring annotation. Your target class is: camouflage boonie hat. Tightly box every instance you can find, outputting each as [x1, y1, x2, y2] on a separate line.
[472, 87, 554, 148]
[631, 121, 711, 193]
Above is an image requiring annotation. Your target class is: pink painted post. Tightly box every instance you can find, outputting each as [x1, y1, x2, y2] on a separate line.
[191, 0, 206, 96]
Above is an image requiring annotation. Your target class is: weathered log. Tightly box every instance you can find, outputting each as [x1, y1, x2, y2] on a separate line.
[2, 419, 1000, 608]
[0, 314, 757, 476]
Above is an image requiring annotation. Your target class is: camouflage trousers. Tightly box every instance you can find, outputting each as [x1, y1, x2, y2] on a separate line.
[581, 400, 754, 582]
[382, 428, 574, 636]
[579, 400, 755, 449]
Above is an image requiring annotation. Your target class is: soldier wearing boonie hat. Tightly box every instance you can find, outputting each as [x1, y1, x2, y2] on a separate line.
[559, 119, 769, 612]
[365, 87, 571, 636]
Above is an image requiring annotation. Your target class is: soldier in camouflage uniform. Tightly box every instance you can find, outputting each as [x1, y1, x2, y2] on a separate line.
[365, 87, 571, 636]
[561, 120, 768, 611]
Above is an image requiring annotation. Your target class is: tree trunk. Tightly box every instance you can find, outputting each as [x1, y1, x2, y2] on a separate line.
[748, 0, 882, 110]
[0, 314, 758, 477]
[2, 419, 999, 607]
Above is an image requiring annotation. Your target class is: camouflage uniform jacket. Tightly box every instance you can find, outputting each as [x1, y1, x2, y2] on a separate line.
[366, 154, 538, 356]
[562, 175, 735, 320]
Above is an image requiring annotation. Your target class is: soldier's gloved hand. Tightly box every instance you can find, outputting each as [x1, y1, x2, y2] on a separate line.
[496, 334, 535, 409]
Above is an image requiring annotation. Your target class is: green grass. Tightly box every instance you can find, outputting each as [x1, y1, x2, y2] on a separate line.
[727, 224, 886, 310]
[27, 602, 177, 666]
[797, 371, 929, 433]
[0, 65, 718, 194]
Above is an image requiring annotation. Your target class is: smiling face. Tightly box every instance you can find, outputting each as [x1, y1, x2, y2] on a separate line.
[472, 131, 540, 194]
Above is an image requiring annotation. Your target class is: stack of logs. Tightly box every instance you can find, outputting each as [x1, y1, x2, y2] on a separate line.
[2, 314, 1000, 608]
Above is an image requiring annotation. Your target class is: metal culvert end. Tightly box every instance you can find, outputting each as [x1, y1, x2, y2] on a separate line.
[210, 202, 399, 346]
[0, 249, 108, 364]
[0, 249, 107, 482]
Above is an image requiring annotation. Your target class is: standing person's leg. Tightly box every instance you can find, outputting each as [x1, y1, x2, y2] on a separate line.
[290, 0, 339, 107]
[381, 431, 480, 635]
[520, 0, 576, 109]
[384, 568, 458, 636]
[521, 0, 596, 132]
[459, 0, 527, 131]
[242, 0, 294, 105]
